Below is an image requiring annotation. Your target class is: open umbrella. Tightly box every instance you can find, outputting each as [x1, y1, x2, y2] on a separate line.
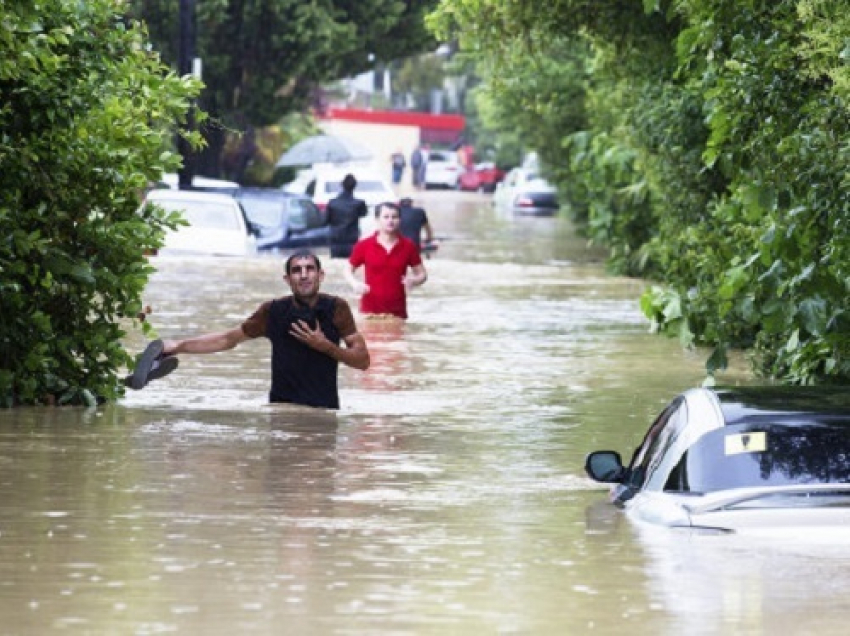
[276, 134, 373, 167]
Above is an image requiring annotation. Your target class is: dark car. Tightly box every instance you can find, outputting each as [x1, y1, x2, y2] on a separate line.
[235, 188, 329, 251]
[585, 386, 850, 533]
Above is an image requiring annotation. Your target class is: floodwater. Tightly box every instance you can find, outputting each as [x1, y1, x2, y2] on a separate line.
[3, 190, 850, 634]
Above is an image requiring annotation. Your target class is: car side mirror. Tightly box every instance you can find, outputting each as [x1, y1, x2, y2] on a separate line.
[585, 451, 625, 483]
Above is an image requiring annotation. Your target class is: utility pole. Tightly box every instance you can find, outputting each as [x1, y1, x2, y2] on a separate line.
[177, 0, 196, 190]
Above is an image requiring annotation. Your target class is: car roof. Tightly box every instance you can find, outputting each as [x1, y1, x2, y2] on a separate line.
[145, 189, 238, 204]
[158, 173, 240, 190]
[235, 187, 308, 200]
[715, 386, 850, 427]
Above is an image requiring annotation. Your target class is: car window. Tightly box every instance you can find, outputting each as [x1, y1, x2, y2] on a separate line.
[238, 198, 282, 227]
[356, 180, 390, 193]
[625, 398, 686, 491]
[154, 200, 242, 231]
[666, 421, 850, 494]
[300, 200, 323, 227]
[323, 180, 388, 194]
[323, 181, 342, 195]
[286, 198, 324, 228]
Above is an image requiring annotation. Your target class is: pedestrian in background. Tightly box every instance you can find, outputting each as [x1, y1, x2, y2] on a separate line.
[345, 202, 427, 320]
[390, 149, 406, 185]
[398, 197, 434, 251]
[326, 173, 368, 258]
[418, 144, 430, 190]
[410, 145, 423, 189]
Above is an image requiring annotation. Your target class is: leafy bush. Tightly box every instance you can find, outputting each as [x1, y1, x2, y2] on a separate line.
[431, 0, 850, 384]
[0, 0, 200, 406]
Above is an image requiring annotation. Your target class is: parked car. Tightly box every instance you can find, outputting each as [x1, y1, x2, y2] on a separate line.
[585, 386, 850, 534]
[424, 150, 461, 189]
[492, 167, 558, 215]
[235, 188, 329, 251]
[458, 162, 507, 193]
[297, 167, 397, 215]
[142, 189, 256, 257]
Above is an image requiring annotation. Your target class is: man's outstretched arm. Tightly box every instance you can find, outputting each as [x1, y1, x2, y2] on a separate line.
[164, 327, 249, 356]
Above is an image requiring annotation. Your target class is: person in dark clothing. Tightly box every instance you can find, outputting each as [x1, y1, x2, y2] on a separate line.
[326, 173, 368, 258]
[398, 197, 434, 250]
[160, 252, 370, 409]
[410, 146, 423, 189]
[390, 149, 406, 184]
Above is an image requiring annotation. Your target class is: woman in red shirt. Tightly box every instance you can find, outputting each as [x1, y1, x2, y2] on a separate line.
[346, 202, 428, 319]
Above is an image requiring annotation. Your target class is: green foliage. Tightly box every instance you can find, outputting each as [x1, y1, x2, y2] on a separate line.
[393, 53, 447, 113]
[129, 0, 439, 128]
[430, 0, 850, 384]
[0, 0, 200, 406]
[220, 113, 321, 186]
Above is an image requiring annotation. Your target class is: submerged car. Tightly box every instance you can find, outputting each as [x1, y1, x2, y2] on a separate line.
[235, 188, 329, 251]
[585, 386, 850, 533]
[492, 167, 558, 215]
[143, 189, 256, 257]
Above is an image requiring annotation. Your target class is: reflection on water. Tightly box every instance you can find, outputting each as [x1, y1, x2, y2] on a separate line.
[1, 191, 841, 634]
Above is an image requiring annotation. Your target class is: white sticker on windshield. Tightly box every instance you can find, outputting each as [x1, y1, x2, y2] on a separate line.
[725, 432, 767, 455]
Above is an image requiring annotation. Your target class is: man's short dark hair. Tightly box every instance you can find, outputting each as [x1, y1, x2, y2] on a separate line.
[376, 201, 400, 217]
[285, 251, 322, 275]
[342, 174, 357, 192]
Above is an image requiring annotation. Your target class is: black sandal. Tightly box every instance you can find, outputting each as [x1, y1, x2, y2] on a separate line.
[125, 340, 178, 389]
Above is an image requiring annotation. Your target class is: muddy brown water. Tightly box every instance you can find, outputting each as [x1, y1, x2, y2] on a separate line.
[3, 191, 849, 634]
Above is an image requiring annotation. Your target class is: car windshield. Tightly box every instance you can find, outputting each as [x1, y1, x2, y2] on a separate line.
[323, 180, 388, 194]
[238, 198, 283, 227]
[665, 421, 850, 493]
[154, 200, 242, 231]
[288, 198, 319, 225]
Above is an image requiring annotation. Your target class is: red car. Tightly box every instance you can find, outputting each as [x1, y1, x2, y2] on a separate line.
[458, 162, 506, 193]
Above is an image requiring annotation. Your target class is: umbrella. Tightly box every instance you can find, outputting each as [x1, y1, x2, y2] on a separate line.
[276, 134, 373, 167]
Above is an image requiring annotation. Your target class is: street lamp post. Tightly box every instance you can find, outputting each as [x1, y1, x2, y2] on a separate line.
[177, 0, 196, 190]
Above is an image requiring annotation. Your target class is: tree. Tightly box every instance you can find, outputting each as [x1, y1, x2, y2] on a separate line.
[429, 0, 850, 384]
[127, 0, 439, 173]
[0, 0, 200, 406]
[393, 53, 446, 112]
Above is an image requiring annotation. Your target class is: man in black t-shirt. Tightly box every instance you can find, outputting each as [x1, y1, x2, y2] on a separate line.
[160, 252, 370, 409]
